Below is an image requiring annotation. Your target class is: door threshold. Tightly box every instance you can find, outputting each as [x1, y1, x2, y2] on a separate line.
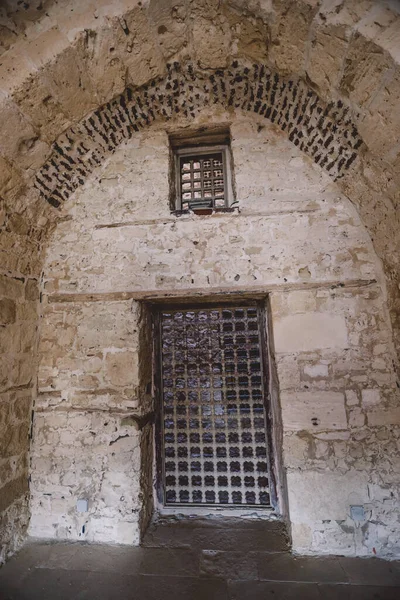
[156, 505, 278, 520]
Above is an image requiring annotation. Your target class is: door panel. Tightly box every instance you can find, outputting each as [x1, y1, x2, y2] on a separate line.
[156, 303, 273, 508]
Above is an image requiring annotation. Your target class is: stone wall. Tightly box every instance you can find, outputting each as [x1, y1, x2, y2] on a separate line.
[29, 112, 400, 557]
[0, 0, 398, 367]
[0, 269, 41, 563]
[0, 0, 399, 565]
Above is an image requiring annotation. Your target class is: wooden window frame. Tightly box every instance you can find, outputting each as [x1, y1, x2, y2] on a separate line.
[173, 144, 235, 213]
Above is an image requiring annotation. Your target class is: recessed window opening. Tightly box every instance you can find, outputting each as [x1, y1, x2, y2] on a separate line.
[169, 127, 235, 213]
[153, 301, 276, 510]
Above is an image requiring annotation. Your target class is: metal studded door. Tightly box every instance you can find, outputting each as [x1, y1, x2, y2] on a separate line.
[154, 303, 274, 509]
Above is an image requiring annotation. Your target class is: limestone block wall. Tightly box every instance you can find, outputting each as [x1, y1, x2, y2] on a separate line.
[29, 112, 400, 557]
[0, 237, 42, 563]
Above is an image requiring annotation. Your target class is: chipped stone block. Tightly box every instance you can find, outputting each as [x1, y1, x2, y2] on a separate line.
[42, 37, 99, 121]
[80, 25, 127, 104]
[148, 0, 189, 60]
[225, 6, 269, 63]
[118, 7, 166, 87]
[345, 390, 359, 406]
[281, 391, 347, 432]
[269, 0, 319, 74]
[23, 27, 70, 70]
[307, 23, 350, 99]
[303, 364, 329, 378]
[361, 388, 381, 408]
[282, 433, 308, 469]
[12, 73, 72, 145]
[359, 68, 400, 160]
[192, 17, 232, 69]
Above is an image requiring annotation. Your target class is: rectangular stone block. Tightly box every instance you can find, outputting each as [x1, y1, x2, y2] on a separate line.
[280, 391, 347, 432]
[0, 298, 16, 325]
[287, 470, 369, 523]
[367, 408, 400, 427]
[273, 313, 348, 353]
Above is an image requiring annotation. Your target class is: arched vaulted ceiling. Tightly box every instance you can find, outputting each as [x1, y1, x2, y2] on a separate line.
[0, 0, 399, 370]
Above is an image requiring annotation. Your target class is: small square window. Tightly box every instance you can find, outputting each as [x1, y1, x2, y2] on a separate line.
[170, 130, 235, 213]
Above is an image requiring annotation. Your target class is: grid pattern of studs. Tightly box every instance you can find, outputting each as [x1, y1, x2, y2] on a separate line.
[160, 305, 271, 507]
[179, 152, 226, 210]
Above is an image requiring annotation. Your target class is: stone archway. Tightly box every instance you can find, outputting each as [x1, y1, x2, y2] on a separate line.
[1, 0, 399, 563]
[34, 61, 363, 209]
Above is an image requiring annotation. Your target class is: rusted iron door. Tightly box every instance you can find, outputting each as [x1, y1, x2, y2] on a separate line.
[154, 302, 275, 509]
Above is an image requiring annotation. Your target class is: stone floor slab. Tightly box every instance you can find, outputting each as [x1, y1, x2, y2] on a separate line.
[142, 517, 289, 552]
[257, 553, 348, 583]
[338, 557, 400, 586]
[84, 572, 229, 600]
[1, 541, 400, 600]
[36, 542, 138, 572]
[0, 568, 91, 600]
[318, 583, 400, 600]
[228, 580, 321, 599]
[200, 550, 259, 580]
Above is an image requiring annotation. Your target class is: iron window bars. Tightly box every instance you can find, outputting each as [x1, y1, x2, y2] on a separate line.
[175, 145, 233, 211]
[154, 303, 274, 508]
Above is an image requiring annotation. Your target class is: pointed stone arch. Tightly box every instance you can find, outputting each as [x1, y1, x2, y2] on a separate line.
[34, 61, 363, 209]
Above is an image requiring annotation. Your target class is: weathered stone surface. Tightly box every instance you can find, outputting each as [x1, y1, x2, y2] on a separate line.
[0, 99, 50, 171]
[287, 469, 370, 553]
[0, 494, 30, 565]
[361, 388, 381, 408]
[273, 313, 348, 353]
[40, 36, 99, 121]
[27, 115, 399, 560]
[116, 6, 166, 87]
[269, 0, 319, 75]
[148, 0, 189, 61]
[11, 73, 72, 145]
[367, 408, 400, 428]
[0, 298, 16, 325]
[105, 351, 139, 387]
[306, 21, 350, 99]
[281, 391, 347, 432]
[338, 33, 393, 109]
[359, 67, 400, 161]
[29, 410, 143, 545]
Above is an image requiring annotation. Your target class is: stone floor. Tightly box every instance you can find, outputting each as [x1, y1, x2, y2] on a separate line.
[0, 518, 399, 599]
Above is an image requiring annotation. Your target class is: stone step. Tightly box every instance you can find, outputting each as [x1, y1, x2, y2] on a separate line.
[142, 515, 290, 553]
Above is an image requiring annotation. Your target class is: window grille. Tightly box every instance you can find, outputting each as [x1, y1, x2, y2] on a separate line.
[173, 140, 233, 211]
[179, 152, 227, 211]
[155, 304, 273, 508]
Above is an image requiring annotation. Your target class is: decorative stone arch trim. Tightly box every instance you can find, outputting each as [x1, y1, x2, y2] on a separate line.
[34, 61, 364, 209]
